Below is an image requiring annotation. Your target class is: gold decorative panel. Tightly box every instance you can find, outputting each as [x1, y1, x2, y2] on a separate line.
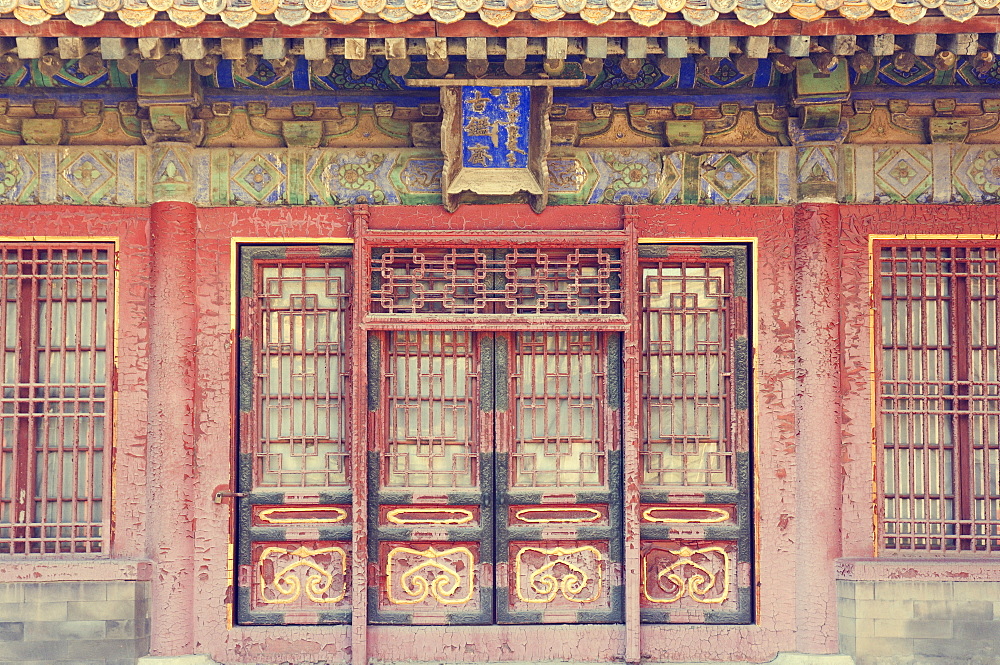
[254, 543, 349, 608]
[253, 506, 349, 526]
[641, 505, 734, 525]
[512, 544, 604, 604]
[641, 542, 733, 605]
[385, 544, 476, 606]
[512, 506, 605, 525]
[384, 507, 476, 526]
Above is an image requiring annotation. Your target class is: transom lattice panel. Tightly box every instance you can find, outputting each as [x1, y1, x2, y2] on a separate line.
[640, 258, 734, 489]
[254, 262, 351, 488]
[0, 244, 113, 554]
[879, 245, 1000, 553]
[370, 247, 622, 315]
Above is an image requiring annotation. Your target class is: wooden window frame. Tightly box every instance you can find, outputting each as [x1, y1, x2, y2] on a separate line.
[875, 240, 1000, 555]
[0, 241, 114, 555]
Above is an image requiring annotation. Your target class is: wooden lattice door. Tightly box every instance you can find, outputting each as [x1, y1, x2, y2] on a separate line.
[364, 243, 627, 625]
[496, 330, 622, 623]
[367, 329, 622, 624]
[235, 246, 354, 625]
[234, 238, 753, 630]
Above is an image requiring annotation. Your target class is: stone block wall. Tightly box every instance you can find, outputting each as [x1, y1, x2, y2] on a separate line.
[838, 559, 1000, 665]
[0, 580, 150, 665]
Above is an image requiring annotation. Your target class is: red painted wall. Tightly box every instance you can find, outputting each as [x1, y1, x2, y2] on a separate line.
[4, 203, 992, 664]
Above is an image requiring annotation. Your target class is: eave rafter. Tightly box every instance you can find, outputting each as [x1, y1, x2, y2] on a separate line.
[2, 0, 1000, 32]
[1, 30, 999, 81]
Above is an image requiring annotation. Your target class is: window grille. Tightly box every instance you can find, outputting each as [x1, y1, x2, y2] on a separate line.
[383, 330, 479, 488]
[511, 331, 607, 488]
[370, 247, 622, 315]
[0, 244, 113, 554]
[250, 259, 351, 488]
[878, 245, 1000, 553]
[639, 255, 738, 488]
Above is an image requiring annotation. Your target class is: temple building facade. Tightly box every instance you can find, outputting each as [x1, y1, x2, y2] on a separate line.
[1, 4, 1000, 665]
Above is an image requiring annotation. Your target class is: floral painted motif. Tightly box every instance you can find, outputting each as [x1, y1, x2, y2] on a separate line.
[590, 149, 660, 205]
[972, 152, 1000, 194]
[316, 151, 399, 205]
[953, 147, 1000, 203]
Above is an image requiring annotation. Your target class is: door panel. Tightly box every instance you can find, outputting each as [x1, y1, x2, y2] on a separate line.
[370, 330, 622, 624]
[236, 246, 353, 626]
[637, 245, 752, 624]
[369, 330, 494, 624]
[496, 331, 623, 624]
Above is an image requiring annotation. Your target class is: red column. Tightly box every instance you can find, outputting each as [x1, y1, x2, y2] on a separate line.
[793, 202, 843, 653]
[146, 200, 198, 654]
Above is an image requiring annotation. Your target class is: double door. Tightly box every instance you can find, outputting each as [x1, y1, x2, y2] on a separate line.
[368, 329, 623, 624]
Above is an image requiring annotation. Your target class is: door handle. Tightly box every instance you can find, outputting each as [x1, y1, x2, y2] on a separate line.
[214, 490, 247, 504]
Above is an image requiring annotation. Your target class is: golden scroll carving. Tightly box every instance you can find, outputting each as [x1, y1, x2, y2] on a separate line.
[642, 544, 731, 604]
[386, 545, 475, 605]
[257, 544, 348, 605]
[514, 545, 603, 604]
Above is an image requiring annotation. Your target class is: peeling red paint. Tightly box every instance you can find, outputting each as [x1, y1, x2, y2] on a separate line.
[7, 203, 999, 664]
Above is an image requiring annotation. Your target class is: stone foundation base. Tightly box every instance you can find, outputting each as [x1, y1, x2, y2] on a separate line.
[137, 654, 854, 665]
[838, 558, 1000, 665]
[0, 579, 150, 665]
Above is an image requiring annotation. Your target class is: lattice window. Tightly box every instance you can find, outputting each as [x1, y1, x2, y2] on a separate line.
[370, 247, 622, 315]
[511, 331, 607, 487]
[0, 244, 113, 554]
[382, 330, 479, 488]
[639, 253, 739, 489]
[253, 260, 351, 487]
[878, 245, 1000, 553]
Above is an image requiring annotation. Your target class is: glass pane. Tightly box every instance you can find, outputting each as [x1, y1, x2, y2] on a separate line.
[384, 330, 478, 488]
[641, 261, 732, 488]
[0, 245, 111, 554]
[256, 263, 350, 488]
[511, 331, 605, 488]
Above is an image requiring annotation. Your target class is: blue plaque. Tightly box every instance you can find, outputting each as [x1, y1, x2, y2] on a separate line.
[461, 86, 531, 169]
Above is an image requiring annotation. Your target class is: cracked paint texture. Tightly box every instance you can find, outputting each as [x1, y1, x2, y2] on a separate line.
[11, 203, 1000, 664]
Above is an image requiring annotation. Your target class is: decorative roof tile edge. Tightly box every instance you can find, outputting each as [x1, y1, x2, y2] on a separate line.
[2, 0, 999, 30]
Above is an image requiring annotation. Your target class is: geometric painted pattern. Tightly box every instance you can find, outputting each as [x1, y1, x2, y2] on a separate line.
[0, 147, 147, 206]
[231, 153, 286, 205]
[0, 143, 995, 207]
[701, 153, 759, 204]
[60, 151, 115, 203]
[873, 147, 933, 203]
[797, 146, 837, 187]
